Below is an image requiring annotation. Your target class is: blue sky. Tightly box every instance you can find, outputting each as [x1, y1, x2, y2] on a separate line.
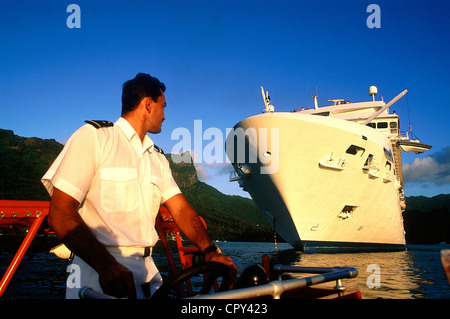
[1, 0, 449, 198]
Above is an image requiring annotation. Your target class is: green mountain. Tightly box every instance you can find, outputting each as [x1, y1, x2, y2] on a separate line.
[0, 129, 63, 200]
[0, 129, 272, 241]
[405, 194, 450, 213]
[403, 194, 450, 244]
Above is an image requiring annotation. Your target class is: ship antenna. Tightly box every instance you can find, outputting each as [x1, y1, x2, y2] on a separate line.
[261, 86, 274, 113]
[406, 94, 412, 132]
[311, 85, 319, 110]
[405, 94, 419, 140]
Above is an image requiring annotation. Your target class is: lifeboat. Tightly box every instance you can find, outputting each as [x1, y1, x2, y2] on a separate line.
[398, 128, 432, 154]
[398, 139, 432, 154]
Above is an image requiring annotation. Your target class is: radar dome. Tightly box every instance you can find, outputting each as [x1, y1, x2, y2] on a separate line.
[369, 86, 378, 96]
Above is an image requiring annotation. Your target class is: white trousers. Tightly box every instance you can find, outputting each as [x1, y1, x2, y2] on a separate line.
[66, 252, 162, 299]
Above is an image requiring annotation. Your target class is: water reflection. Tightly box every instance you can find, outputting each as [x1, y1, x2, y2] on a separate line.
[271, 248, 449, 299]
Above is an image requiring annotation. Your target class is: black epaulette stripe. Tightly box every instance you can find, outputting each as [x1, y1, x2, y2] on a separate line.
[85, 120, 114, 128]
[154, 145, 164, 154]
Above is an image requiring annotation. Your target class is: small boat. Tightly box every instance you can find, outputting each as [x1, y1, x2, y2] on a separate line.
[398, 127, 432, 154]
[398, 140, 432, 154]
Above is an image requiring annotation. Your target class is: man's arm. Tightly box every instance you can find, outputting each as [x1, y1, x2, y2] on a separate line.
[163, 193, 238, 282]
[47, 188, 136, 298]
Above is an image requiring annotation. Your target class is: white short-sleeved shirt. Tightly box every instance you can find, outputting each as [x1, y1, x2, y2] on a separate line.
[41, 117, 181, 247]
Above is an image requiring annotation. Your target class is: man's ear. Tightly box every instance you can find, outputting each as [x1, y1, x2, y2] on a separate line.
[146, 97, 154, 112]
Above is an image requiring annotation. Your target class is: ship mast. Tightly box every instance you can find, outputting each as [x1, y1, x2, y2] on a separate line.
[261, 86, 274, 113]
[312, 85, 319, 110]
[363, 89, 408, 125]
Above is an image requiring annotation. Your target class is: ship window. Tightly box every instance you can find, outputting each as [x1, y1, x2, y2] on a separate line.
[337, 205, 358, 220]
[377, 122, 388, 129]
[364, 154, 373, 167]
[389, 122, 398, 134]
[367, 123, 376, 129]
[346, 145, 365, 156]
[312, 111, 330, 116]
[383, 148, 394, 162]
[385, 161, 392, 170]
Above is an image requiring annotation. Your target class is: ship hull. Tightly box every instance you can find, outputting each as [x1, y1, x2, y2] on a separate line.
[226, 113, 406, 252]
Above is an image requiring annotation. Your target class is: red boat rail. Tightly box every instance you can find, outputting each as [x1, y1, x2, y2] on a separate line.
[0, 200, 50, 297]
[156, 205, 220, 297]
[0, 201, 214, 298]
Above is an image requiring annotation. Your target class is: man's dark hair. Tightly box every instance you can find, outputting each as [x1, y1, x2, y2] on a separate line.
[121, 73, 166, 115]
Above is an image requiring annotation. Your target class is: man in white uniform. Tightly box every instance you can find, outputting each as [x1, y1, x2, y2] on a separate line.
[42, 73, 237, 299]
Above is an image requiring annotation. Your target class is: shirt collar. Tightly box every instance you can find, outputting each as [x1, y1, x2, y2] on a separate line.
[115, 117, 155, 153]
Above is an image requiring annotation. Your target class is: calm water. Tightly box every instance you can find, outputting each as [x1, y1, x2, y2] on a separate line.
[1, 238, 449, 299]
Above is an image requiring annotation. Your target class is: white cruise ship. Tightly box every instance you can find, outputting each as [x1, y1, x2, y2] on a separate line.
[226, 86, 431, 252]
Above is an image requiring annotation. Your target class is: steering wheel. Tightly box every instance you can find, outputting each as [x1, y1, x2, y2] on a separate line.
[152, 262, 231, 299]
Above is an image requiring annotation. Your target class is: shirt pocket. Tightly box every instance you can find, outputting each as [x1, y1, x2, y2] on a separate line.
[100, 168, 139, 213]
[148, 176, 162, 218]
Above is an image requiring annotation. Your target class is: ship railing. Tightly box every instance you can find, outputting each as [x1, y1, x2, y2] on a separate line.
[229, 164, 251, 183]
[80, 265, 358, 299]
[399, 131, 409, 140]
[189, 265, 358, 299]
[229, 170, 240, 182]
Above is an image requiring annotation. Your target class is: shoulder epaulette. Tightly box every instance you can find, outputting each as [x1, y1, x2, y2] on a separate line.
[153, 145, 164, 154]
[85, 120, 114, 129]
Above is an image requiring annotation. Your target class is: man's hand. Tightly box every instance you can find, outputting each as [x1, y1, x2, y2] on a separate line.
[205, 252, 238, 289]
[98, 262, 137, 299]
[165, 194, 239, 288]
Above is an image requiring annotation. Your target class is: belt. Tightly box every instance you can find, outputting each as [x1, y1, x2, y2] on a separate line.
[106, 246, 152, 258]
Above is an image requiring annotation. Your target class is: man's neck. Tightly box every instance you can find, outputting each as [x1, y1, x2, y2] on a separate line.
[122, 112, 147, 142]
